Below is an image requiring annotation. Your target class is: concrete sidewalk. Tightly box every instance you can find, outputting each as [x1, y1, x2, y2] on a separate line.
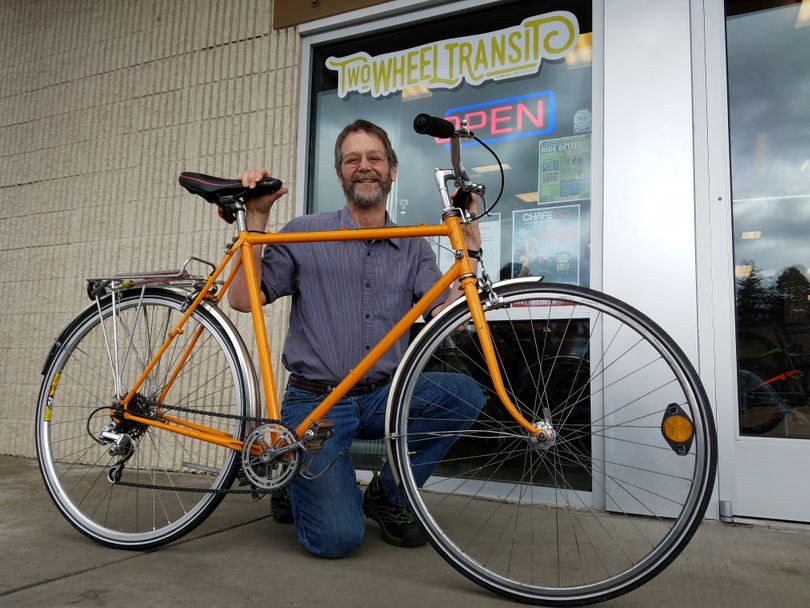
[1, 454, 808, 608]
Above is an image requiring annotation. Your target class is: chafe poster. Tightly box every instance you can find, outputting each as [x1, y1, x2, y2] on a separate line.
[512, 205, 580, 284]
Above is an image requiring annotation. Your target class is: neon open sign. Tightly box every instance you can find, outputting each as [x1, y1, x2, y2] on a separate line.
[438, 91, 555, 145]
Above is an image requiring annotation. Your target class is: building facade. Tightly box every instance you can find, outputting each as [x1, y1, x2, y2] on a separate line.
[2, 0, 808, 523]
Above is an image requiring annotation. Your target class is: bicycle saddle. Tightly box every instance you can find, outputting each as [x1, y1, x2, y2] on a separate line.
[178, 172, 282, 204]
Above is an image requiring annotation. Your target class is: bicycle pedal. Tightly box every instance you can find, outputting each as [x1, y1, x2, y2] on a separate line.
[302, 419, 334, 452]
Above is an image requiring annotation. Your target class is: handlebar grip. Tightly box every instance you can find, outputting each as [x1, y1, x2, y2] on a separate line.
[413, 113, 456, 138]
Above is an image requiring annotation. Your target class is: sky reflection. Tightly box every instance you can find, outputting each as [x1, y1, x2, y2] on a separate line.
[729, 4, 810, 279]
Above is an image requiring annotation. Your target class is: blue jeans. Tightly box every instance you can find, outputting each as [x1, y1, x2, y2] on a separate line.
[280, 372, 485, 558]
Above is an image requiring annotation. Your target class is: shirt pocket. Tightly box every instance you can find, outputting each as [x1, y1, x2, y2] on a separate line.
[379, 276, 412, 323]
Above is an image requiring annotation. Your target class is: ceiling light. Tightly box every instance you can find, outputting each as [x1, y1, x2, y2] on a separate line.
[565, 32, 593, 69]
[797, 0, 810, 28]
[472, 163, 511, 174]
[741, 231, 761, 239]
[516, 192, 539, 203]
[402, 84, 432, 101]
[735, 265, 753, 278]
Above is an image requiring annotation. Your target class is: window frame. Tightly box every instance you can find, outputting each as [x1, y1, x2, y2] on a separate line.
[295, 0, 603, 296]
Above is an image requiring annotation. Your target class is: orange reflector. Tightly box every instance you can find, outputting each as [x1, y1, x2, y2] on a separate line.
[660, 403, 695, 456]
[662, 415, 693, 444]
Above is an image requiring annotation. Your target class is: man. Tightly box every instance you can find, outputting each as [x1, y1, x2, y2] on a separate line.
[229, 119, 485, 558]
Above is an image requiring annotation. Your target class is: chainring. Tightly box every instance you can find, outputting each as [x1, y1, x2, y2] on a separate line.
[241, 421, 301, 491]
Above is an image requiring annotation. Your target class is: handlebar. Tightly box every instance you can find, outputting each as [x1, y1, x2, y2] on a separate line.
[413, 114, 459, 139]
[412, 113, 485, 216]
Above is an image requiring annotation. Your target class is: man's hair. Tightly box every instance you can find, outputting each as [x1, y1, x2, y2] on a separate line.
[333, 119, 398, 171]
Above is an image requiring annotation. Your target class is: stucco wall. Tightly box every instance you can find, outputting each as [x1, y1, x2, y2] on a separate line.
[0, 0, 300, 457]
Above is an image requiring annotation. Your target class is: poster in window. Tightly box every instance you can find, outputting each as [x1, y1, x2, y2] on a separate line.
[512, 205, 580, 284]
[538, 134, 591, 203]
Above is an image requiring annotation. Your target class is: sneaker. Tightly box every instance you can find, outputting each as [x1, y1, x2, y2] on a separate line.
[362, 473, 426, 548]
[269, 488, 294, 524]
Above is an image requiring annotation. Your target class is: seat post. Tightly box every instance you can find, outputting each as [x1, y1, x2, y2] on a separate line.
[235, 207, 247, 232]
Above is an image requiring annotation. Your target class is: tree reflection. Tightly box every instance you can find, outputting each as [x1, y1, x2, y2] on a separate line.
[736, 261, 776, 325]
[775, 265, 810, 326]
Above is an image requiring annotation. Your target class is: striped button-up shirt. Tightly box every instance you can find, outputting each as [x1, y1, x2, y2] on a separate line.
[261, 207, 446, 385]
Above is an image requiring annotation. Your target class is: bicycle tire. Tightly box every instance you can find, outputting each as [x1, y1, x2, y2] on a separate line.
[737, 369, 790, 435]
[36, 287, 252, 550]
[387, 279, 717, 606]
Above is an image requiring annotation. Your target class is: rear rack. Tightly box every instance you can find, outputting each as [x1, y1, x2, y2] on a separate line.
[86, 256, 219, 299]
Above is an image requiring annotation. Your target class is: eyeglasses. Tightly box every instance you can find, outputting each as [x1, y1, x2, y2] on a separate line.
[341, 152, 388, 168]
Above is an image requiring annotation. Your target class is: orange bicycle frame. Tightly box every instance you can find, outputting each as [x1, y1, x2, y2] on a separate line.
[115, 211, 539, 454]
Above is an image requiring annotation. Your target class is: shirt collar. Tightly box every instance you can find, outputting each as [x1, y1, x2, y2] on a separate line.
[338, 206, 402, 249]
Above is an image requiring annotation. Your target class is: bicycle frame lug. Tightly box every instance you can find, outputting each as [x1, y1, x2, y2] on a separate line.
[440, 201, 462, 218]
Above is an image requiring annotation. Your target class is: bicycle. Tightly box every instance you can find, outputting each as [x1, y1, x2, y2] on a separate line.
[35, 113, 717, 606]
[737, 328, 805, 434]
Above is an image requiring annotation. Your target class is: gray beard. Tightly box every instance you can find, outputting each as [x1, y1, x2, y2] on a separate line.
[344, 181, 391, 209]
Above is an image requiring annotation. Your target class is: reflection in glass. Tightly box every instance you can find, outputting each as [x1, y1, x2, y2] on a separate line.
[427, 319, 591, 489]
[308, 1, 593, 286]
[728, 1, 810, 438]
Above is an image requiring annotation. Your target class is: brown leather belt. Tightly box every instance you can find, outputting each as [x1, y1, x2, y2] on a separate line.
[287, 374, 391, 396]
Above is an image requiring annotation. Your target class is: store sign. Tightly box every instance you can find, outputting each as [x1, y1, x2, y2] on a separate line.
[438, 92, 555, 144]
[325, 11, 579, 98]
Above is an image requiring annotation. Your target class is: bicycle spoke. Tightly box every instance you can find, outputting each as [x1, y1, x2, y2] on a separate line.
[37, 289, 247, 549]
[392, 282, 715, 603]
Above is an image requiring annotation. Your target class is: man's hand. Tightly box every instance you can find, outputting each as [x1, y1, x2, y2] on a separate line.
[236, 168, 288, 221]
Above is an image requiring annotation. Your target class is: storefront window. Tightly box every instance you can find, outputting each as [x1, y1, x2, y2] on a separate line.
[727, 0, 810, 438]
[305, 1, 594, 480]
[308, 0, 593, 285]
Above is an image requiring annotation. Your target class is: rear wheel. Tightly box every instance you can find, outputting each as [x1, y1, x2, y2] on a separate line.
[388, 280, 717, 605]
[36, 287, 250, 549]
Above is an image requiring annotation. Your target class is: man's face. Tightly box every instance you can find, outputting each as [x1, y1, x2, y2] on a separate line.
[337, 130, 397, 209]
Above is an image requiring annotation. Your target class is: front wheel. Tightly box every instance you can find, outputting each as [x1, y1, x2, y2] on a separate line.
[36, 287, 251, 550]
[388, 280, 717, 606]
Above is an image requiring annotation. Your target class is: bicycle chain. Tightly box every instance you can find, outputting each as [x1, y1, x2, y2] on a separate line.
[109, 402, 287, 496]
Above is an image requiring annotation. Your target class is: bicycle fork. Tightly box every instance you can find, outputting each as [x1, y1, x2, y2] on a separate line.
[460, 274, 546, 441]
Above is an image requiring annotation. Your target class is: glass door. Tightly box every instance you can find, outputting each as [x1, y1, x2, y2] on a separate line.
[727, 0, 810, 521]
